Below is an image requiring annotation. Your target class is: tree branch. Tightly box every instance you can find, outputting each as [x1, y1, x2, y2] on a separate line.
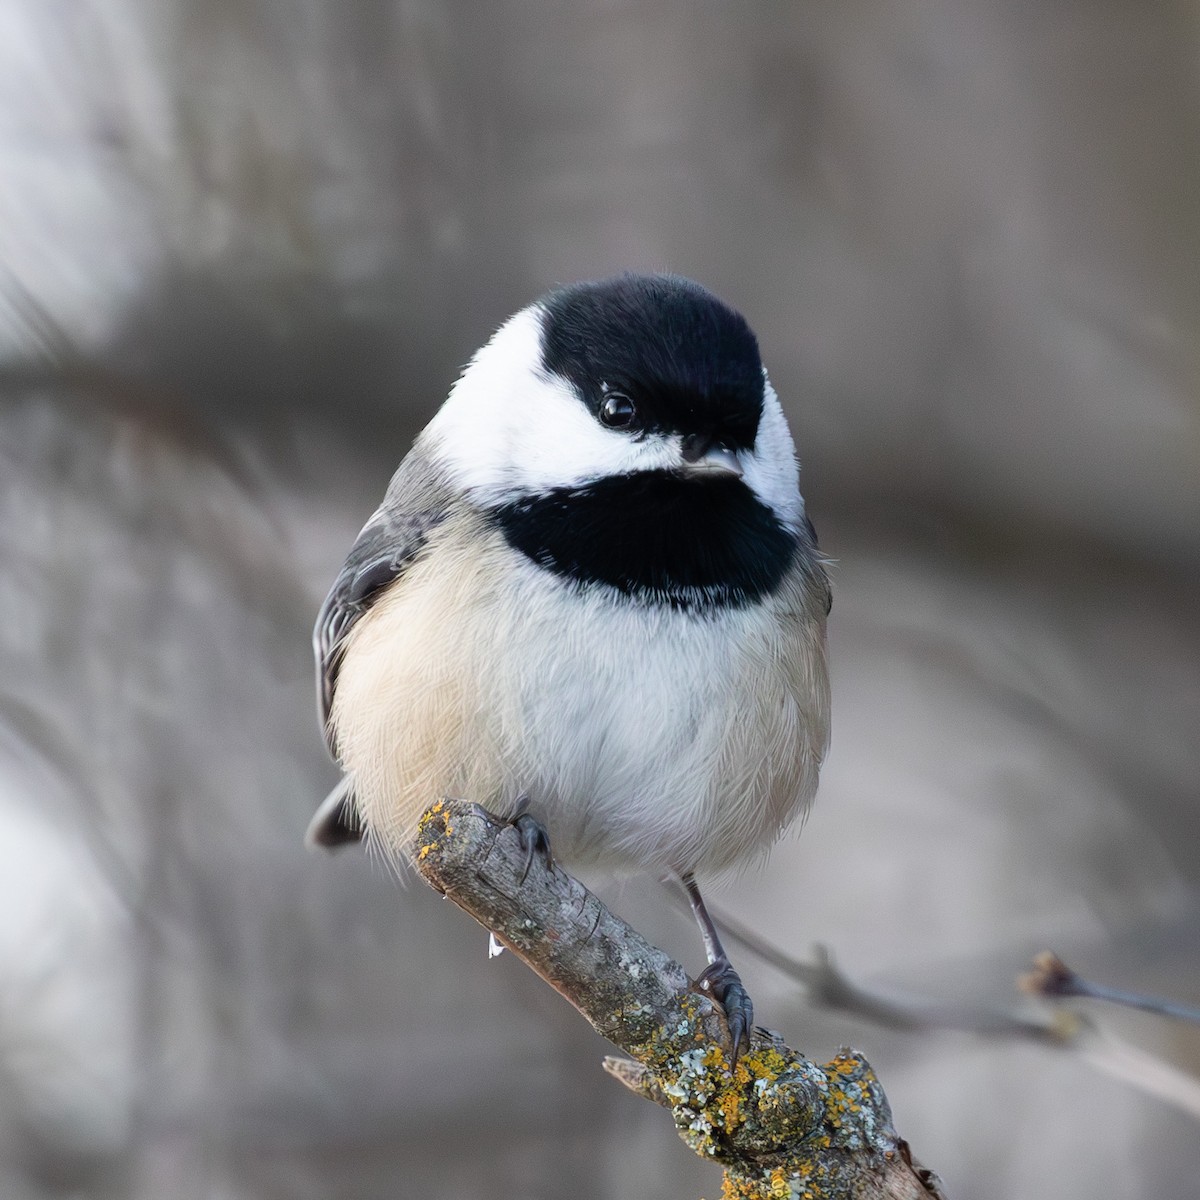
[701, 902, 1068, 1042]
[412, 800, 946, 1200]
[1021, 951, 1200, 1026]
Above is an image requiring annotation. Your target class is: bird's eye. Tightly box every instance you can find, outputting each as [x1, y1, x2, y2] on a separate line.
[599, 392, 638, 430]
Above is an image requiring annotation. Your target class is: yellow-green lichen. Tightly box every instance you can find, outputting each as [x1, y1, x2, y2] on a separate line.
[689, 1048, 897, 1198]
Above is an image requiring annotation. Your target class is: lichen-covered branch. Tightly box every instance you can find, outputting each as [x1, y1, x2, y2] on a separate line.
[412, 800, 946, 1200]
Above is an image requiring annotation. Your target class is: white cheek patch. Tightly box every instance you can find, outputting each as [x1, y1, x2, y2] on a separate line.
[740, 375, 805, 529]
[423, 307, 678, 503]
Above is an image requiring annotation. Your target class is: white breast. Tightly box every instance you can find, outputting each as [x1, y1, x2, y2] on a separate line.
[331, 511, 829, 877]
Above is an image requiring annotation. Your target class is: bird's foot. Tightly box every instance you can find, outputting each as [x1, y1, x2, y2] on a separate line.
[696, 957, 754, 1062]
[510, 810, 553, 883]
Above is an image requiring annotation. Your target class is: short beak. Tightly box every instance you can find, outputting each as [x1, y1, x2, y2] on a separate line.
[679, 440, 743, 479]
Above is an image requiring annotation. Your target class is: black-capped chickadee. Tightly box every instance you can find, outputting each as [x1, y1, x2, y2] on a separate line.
[310, 274, 830, 1052]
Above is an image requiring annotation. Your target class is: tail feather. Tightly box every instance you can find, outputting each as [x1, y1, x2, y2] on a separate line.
[305, 776, 365, 850]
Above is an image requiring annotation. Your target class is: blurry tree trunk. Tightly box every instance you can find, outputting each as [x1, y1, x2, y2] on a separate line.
[413, 801, 945, 1200]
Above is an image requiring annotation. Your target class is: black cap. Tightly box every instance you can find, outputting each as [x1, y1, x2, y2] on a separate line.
[538, 274, 764, 451]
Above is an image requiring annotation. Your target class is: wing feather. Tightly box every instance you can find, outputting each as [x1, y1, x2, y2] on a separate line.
[313, 444, 456, 755]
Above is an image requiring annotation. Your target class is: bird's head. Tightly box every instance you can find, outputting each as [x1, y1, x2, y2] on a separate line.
[424, 273, 805, 533]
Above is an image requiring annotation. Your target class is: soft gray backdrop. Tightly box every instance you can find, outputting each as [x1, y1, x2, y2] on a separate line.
[2, 3, 1198, 1198]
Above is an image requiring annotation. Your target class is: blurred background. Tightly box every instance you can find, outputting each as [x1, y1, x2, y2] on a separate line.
[2, 2, 1198, 1197]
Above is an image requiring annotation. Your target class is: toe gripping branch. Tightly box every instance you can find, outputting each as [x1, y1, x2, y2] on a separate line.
[510, 809, 553, 883]
[683, 873, 754, 1061]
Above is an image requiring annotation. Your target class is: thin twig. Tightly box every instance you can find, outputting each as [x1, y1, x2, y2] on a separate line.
[702, 899, 1068, 1043]
[1021, 951, 1200, 1025]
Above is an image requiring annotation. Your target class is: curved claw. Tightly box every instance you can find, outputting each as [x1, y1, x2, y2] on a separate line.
[511, 811, 553, 883]
[697, 957, 754, 1062]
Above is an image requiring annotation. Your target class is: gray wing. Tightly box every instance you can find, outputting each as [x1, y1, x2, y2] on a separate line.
[313, 443, 456, 757]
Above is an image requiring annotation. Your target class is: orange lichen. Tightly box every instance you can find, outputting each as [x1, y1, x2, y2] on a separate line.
[768, 1167, 792, 1197]
[415, 800, 455, 854]
[740, 1045, 790, 1084]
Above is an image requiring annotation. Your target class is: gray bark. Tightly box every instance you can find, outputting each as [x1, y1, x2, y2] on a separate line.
[412, 800, 946, 1200]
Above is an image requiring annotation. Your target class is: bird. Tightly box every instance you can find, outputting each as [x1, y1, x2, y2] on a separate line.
[309, 273, 831, 1055]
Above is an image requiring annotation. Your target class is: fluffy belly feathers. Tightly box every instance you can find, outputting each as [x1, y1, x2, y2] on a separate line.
[329, 514, 829, 875]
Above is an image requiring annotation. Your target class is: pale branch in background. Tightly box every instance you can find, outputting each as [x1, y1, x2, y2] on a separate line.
[701, 904, 1068, 1041]
[411, 800, 946, 1200]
